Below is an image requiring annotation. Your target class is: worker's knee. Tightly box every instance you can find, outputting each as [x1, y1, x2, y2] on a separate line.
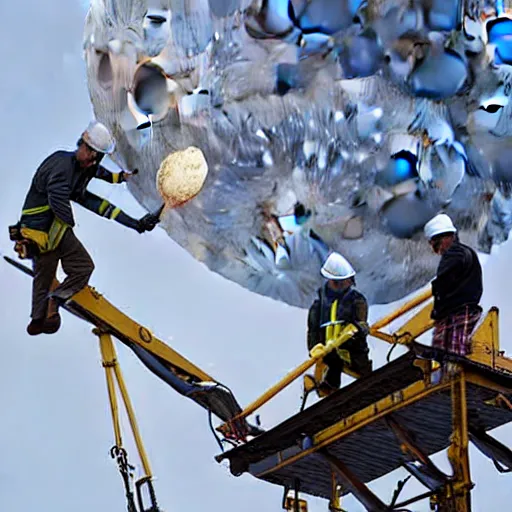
[83, 261, 95, 282]
[323, 350, 340, 366]
[86, 258, 95, 277]
[76, 257, 95, 284]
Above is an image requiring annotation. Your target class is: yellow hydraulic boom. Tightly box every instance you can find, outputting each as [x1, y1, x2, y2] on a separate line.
[7, 254, 512, 512]
[4, 255, 257, 511]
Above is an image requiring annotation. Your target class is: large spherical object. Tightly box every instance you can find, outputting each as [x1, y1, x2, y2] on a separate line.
[83, 1, 512, 308]
[157, 147, 209, 208]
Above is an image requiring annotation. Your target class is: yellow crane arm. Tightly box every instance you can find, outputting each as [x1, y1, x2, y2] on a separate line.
[70, 283, 213, 383]
[5, 254, 212, 382]
[3, 255, 256, 434]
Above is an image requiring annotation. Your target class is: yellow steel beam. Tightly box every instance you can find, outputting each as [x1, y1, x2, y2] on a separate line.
[254, 376, 450, 478]
[369, 289, 434, 347]
[330, 471, 341, 512]
[469, 307, 499, 368]
[113, 355, 153, 477]
[393, 301, 435, 343]
[97, 330, 153, 478]
[98, 330, 123, 448]
[495, 356, 512, 375]
[371, 288, 432, 331]
[465, 370, 512, 396]
[70, 286, 214, 383]
[466, 307, 512, 374]
[320, 449, 388, 512]
[227, 324, 359, 425]
[446, 373, 472, 512]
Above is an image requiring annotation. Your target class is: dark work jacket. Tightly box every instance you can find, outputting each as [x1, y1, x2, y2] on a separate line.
[20, 151, 137, 233]
[431, 241, 483, 321]
[307, 283, 369, 352]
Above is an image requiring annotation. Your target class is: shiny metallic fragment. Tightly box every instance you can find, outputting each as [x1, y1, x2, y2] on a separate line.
[84, 0, 512, 307]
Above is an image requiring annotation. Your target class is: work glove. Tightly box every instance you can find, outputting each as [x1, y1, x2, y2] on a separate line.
[137, 212, 160, 233]
[121, 168, 139, 181]
[309, 343, 325, 359]
[8, 222, 22, 241]
[354, 321, 369, 336]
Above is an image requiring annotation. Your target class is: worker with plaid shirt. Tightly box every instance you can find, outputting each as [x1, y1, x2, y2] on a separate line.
[424, 214, 483, 356]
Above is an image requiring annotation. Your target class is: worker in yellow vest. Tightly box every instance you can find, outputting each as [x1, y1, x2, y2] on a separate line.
[307, 252, 372, 392]
[10, 121, 161, 336]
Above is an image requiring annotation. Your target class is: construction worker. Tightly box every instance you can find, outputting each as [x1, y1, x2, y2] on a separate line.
[307, 252, 372, 392]
[424, 213, 483, 356]
[13, 121, 161, 336]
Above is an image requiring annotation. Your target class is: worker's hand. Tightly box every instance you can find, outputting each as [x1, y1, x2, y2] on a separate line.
[121, 168, 139, 181]
[309, 343, 325, 359]
[355, 321, 369, 336]
[137, 212, 160, 233]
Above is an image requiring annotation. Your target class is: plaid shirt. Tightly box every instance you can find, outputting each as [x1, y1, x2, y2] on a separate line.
[432, 305, 482, 356]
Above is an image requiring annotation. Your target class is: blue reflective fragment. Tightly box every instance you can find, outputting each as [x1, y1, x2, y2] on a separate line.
[428, 0, 462, 31]
[297, 0, 351, 34]
[394, 157, 414, 180]
[495, 35, 512, 64]
[487, 17, 512, 43]
[410, 51, 467, 99]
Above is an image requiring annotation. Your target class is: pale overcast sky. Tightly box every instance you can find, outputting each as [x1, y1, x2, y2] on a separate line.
[1, 2, 512, 511]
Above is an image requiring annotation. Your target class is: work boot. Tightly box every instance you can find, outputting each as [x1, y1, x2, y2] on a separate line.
[42, 313, 61, 334]
[27, 318, 45, 336]
[317, 380, 338, 397]
[43, 295, 62, 334]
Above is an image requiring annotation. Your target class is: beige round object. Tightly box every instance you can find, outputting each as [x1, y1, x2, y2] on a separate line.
[156, 146, 209, 207]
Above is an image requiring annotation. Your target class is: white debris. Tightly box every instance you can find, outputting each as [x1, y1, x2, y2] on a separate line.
[157, 147, 209, 208]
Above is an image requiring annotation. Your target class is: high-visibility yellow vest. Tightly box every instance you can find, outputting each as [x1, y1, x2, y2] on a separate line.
[323, 299, 352, 365]
[20, 205, 69, 253]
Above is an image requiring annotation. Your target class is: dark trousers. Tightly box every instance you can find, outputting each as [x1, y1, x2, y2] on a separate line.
[323, 338, 372, 388]
[31, 229, 95, 319]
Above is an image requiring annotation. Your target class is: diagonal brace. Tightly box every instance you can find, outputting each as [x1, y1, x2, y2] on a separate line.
[318, 449, 388, 512]
[469, 427, 512, 473]
[386, 416, 449, 490]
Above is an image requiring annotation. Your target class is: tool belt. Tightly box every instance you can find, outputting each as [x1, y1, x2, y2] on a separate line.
[9, 217, 69, 260]
[9, 222, 39, 259]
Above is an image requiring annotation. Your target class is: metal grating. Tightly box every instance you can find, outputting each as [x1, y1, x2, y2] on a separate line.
[218, 351, 424, 473]
[218, 349, 512, 500]
[250, 383, 512, 500]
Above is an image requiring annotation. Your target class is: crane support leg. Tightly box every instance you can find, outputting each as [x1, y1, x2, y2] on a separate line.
[96, 329, 160, 512]
[97, 328, 153, 477]
[329, 470, 342, 512]
[442, 371, 473, 512]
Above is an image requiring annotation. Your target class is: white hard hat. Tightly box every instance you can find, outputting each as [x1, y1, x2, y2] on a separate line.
[423, 213, 457, 240]
[82, 120, 115, 154]
[320, 252, 356, 280]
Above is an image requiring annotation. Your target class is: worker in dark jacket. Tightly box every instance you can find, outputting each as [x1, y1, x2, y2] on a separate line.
[424, 213, 483, 356]
[307, 252, 372, 392]
[16, 121, 161, 336]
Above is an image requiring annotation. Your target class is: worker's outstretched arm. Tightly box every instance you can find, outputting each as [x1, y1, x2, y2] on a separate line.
[75, 190, 158, 233]
[94, 165, 137, 185]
